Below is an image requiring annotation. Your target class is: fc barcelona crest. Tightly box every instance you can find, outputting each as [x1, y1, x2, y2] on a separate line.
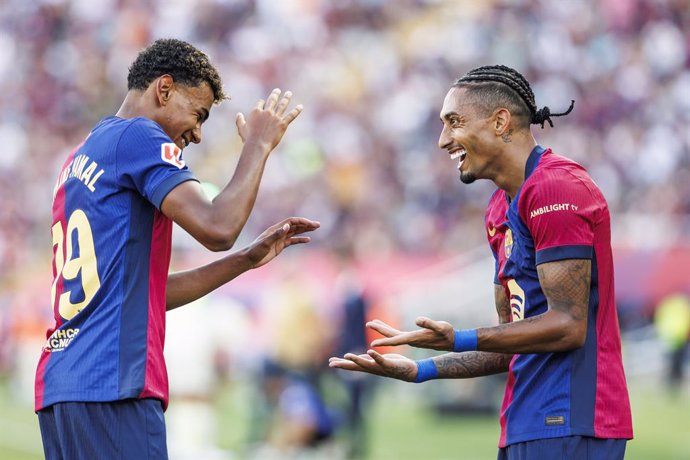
[504, 228, 513, 258]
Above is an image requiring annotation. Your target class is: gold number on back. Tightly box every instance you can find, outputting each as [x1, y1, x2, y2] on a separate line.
[51, 210, 101, 320]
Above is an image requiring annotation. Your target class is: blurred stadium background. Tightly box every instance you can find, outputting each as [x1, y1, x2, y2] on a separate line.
[1, 0, 689, 459]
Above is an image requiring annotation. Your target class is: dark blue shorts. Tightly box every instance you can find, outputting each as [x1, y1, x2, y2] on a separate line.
[498, 436, 627, 460]
[37, 398, 167, 460]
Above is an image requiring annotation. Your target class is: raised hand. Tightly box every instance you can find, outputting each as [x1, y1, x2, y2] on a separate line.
[243, 217, 320, 269]
[328, 350, 418, 382]
[235, 88, 303, 149]
[368, 317, 456, 351]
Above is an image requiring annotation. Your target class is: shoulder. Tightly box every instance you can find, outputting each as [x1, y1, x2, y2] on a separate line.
[120, 117, 169, 140]
[522, 153, 604, 205]
[518, 152, 608, 229]
[486, 188, 507, 217]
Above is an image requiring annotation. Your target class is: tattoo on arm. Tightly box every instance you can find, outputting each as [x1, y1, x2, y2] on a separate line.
[435, 351, 512, 378]
[494, 284, 511, 325]
[537, 259, 591, 321]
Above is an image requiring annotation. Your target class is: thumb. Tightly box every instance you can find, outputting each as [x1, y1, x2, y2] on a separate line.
[236, 113, 245, 130]
[415, 316, 442, 332]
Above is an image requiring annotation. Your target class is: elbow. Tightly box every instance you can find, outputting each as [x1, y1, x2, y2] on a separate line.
[559, 320, 587, 350]
[197, 227, 239, 252]
[202, 236, 236, 252]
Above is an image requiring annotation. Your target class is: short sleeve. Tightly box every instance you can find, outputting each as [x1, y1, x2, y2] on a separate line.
[116, 118, 197, 209]
[519, 170, 601, 265]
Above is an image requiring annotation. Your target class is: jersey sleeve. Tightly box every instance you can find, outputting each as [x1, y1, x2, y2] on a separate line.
[519, 170, 601, 265]
[485, 191, 502, 284]
[115, 118, 198, 209]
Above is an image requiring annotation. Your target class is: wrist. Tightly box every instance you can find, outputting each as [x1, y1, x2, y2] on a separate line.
[414, 358, 439, 383]
[235, 247, 258, 270]
[241, 139, 272, 157]
[453, 329, 478, 352]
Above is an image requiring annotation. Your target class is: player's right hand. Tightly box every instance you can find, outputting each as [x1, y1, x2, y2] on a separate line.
[235, 88, 303, 150]
[368, 317, 456, 351]
[328, 351, 418, 382]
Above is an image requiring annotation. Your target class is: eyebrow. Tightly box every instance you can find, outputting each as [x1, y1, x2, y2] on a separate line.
[440, 111, 460, 122]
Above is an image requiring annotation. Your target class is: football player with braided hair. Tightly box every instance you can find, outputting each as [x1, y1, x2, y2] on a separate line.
[331, 65, 632, 460]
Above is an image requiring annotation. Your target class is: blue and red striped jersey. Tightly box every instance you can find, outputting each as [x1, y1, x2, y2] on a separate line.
[35, 116, 196, 411]
[485, 146, 633, 447]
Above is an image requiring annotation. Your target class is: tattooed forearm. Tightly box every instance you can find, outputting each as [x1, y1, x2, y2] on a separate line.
[494, 284, 511, 325]
[537, 259, 591, 321]
[435, 352, 512, 378]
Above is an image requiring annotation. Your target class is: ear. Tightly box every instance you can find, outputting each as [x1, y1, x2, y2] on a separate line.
[155, 75, 175, 107]
[493, 108, 512, 136]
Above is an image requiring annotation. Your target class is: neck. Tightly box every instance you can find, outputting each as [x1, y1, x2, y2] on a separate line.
[492, 135, 538, 200]
[115, 91, 148, 119]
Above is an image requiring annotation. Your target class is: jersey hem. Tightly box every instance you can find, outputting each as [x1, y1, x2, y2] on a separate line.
[36, 389, 165, 412]
[499, 426, 632, 448]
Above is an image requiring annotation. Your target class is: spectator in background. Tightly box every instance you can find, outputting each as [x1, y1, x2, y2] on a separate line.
[333, 248, 373, 459]
[654, 293, 690, 393]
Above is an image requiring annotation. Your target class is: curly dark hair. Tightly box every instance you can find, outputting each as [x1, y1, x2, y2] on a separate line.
[454, 65, 574, 129]
[127, 38, 227, 103]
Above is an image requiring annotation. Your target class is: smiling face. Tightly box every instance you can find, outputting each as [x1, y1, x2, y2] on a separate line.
[154, 76, 214, 151]
[438, 86, 499, 184]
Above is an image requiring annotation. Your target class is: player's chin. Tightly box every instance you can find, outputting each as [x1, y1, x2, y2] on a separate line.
[459, 171, 477, 184]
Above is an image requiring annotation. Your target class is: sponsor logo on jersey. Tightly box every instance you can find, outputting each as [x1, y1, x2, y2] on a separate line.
[529, 203, 578, 219]
[43, 328, 80, 352]
[161, 143, 185, 169]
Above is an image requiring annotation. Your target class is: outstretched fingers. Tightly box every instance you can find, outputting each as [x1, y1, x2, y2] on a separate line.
[275, 91, 293, 116]
[371, 330, 422, 347]
[415, 316, 446, 333]
[367, 319, 402, 338]
[285, 217, 320, 234]
[329, 354, 383, 375]
[282, 104, 303, 125]
[263, 88, 282, 111]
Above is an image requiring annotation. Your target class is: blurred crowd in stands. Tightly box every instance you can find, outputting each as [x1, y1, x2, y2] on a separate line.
[1, 0, 689, 457]
[1, 0, 689, 274]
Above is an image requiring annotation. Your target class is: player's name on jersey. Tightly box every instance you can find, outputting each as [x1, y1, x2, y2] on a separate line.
[53, 153, 105, 198]
[529, 202, 577, 219]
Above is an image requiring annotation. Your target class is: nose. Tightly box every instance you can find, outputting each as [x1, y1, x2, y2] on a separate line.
[438, 125, 451, 150]
[191, 126, 201, 144]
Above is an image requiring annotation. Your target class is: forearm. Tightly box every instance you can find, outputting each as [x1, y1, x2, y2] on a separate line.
[207, 142, 271, 245]
[166, 250, 252, 310]
[433, 351, 512, 379]
[475, 309, 586, 354]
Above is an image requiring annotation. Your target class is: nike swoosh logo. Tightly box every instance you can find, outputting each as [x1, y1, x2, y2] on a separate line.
[488, 226, 496, 237]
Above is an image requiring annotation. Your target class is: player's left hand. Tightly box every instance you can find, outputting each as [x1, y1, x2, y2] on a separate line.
[368, 317, 455, 351]
[328, 350, 418, 382]
[244, 217, 320, 268]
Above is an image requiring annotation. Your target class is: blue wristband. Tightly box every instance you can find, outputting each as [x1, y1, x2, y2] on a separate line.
[415, 358, 439, 383]
[453, 329, 478, 352]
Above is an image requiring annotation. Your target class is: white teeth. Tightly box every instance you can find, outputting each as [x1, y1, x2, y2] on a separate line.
[450, 149, 466, 160]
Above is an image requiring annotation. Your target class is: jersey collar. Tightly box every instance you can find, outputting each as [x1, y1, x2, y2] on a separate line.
[525, 144, 546, 180]
[504, 145, 546, 206]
